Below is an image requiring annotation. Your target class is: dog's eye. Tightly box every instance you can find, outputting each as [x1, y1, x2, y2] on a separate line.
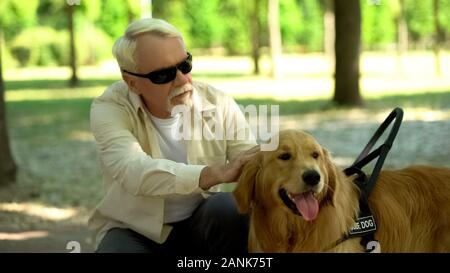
[312, 152, 319, 159]
[278, 153, 291, 161]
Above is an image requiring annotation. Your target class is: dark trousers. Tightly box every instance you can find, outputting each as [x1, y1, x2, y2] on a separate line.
[96, 192, 249, 254]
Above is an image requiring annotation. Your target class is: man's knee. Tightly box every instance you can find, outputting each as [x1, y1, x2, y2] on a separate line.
[194, 193, 249, 253]
[202, 193, 248, 226]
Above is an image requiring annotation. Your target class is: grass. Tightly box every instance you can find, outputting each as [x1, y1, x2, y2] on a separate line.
[4, 78, 449, 207]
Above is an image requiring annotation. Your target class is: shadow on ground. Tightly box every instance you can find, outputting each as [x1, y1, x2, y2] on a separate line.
[0, 226, 94, 253]
[0, 210, 94, 253]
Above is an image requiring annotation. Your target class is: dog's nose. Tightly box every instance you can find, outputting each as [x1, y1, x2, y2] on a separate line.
[302, 170, 321, 186]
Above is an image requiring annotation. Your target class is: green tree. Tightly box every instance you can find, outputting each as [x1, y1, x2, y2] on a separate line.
[438, 0, 450, 33]
[334, 0, 363, 106]
[0, 0, 39, 41]
[280, 0, 323, 51]
[362, 0, 396, 49]
[153, 0, 193, 48]
[250, 0, 263, 74]
[0, 26, 17, 186]
[279, 0, 303, 47]
[297, 0, 323, 51]
[405, 0, 434, 43]
[185, 0, 224, 48]
[96, 0, 130, 39]
[219, 0, 252, 55]
[36, 0, 105, 85]
[65, 4, 78, 86]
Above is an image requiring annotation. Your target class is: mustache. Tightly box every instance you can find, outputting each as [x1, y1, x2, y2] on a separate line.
[168, 83, 193, 100]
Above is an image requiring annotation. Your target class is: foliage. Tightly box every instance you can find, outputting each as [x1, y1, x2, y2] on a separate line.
[10, 27, 61, 67]
[3, 0, 450, 67]
[0, 0, 39, 41]
[362, 0, 396, 49]
[185, 0, 224, 48]
[10, 24, 112, 67]
[218, 0, 252, 55]
[405, 0, 434, 42]
[152, 0, 193, 48]
[95, 0, 131, 39]
[280, 0, 303, 47]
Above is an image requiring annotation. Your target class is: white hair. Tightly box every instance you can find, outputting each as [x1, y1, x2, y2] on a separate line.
[112, 18, 182, 72]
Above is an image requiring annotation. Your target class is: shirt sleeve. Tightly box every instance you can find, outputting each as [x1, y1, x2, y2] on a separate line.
[90, 97, 206, 197]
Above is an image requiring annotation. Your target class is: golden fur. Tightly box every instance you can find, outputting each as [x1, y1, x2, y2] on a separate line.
[233, 129, 450, 252]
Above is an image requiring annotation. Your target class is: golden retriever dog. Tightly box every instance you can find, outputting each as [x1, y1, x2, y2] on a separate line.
[233, 129, 450, 252]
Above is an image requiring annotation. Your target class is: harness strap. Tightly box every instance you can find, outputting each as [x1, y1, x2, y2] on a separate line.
[339, 107, 404, 251]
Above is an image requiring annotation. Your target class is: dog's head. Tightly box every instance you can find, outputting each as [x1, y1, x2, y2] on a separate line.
[233, 129, 338, 222]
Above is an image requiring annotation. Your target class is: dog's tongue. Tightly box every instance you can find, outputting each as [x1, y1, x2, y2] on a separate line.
[293, 192, 319, 221]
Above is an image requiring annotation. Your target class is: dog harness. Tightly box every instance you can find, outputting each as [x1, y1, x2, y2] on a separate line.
[330, 107, 404, 252]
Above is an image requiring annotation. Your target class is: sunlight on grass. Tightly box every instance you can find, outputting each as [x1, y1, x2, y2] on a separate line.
[68, 130, 95, 141]
[4, 60, 121, 80]
[0, 231, 49, 241]
[5, 87, 105, 102]
[5, 52, 450, 103]
[0, 202, 77, 221]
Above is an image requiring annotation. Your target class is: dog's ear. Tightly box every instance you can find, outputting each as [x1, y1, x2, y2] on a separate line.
[322, 148, 338, 207]
[233, 155, 261, 213]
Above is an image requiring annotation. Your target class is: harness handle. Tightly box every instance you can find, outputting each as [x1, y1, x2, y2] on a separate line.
[344, 107, 404, 197]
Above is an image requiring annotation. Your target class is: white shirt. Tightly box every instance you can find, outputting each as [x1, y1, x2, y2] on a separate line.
[148, 111, 204, 224]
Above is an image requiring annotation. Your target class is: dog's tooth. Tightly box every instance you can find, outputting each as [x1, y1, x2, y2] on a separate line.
[288, 192, 295, 201]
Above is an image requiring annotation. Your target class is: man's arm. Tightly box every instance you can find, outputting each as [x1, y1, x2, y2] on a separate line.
[91, 97, 206, 197]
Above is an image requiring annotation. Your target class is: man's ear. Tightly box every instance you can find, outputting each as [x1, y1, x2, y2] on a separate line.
[233, 155, 261, 213]
[122, 74, 140, 95]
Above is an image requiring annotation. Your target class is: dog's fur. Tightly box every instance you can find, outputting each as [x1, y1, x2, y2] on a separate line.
[233, 129, 450, 252]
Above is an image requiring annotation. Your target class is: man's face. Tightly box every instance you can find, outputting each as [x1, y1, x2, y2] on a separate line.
[123, 34, 193, 118]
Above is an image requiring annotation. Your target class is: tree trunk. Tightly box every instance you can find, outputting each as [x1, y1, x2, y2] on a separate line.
[323, 0, 335, 76]
[433, 0, 442, 77]
[396, 0, 408, 75]
[68, 5, 79, 87]
[268, 0, 282, 78]
[0, 29, 17, 187]
[250, 0, 261, 75]
[333, 0, 363, 106]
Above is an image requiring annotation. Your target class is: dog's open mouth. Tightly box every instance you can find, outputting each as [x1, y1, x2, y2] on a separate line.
[279, 188, 319, 221]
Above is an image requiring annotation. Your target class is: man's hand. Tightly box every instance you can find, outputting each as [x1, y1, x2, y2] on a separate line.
[199, 145, 260, 190]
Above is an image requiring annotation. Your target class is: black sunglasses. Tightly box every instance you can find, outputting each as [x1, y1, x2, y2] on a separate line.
[123, 52, 192, 84]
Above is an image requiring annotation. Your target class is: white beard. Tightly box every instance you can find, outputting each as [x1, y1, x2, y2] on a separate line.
[166, 83, 194, 116]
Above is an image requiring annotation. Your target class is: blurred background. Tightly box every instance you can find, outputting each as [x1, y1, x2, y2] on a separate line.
[0, 0, 449, 252]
